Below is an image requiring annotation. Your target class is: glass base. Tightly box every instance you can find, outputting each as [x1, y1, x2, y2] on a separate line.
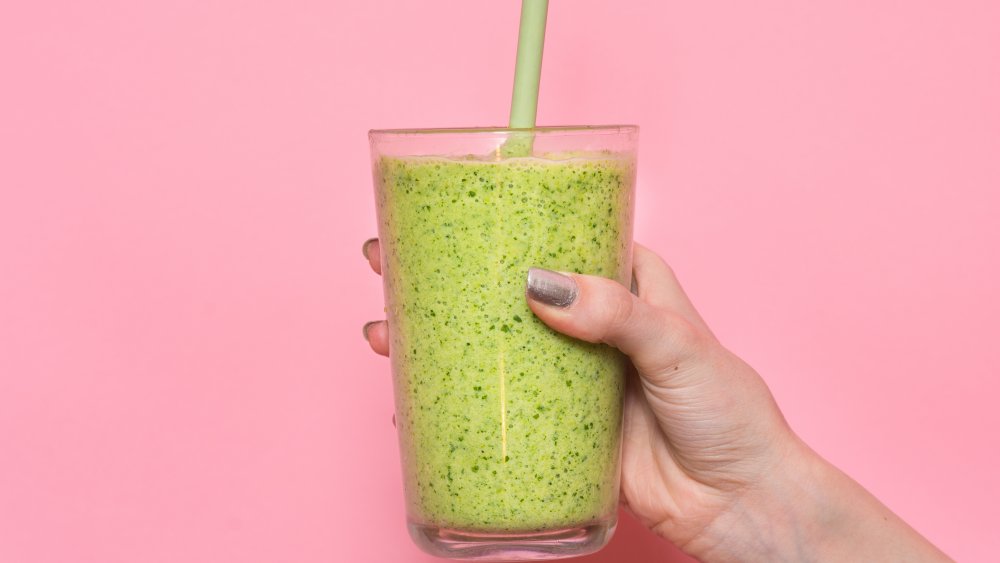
[407, 518, 617, 561]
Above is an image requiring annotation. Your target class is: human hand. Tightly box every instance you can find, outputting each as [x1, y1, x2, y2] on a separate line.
[362, 238, 949, 562]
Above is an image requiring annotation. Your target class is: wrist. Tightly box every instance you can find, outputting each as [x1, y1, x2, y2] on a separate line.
[679, 434, 832, 562]
[681, 434, 950, 563]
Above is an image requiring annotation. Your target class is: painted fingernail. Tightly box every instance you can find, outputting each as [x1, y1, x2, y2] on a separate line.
[362, 320, 379, 341]
[362, 238, 377, 260]
[526, 268, 578, 308]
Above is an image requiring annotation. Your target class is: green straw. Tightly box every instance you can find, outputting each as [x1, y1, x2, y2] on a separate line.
[502, 0, 549, 157]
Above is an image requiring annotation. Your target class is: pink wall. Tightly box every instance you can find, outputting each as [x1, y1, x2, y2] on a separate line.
[1, 1, 998, 561]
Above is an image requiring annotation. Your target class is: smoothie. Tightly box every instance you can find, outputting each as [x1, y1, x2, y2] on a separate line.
[375, 152, 635, 533]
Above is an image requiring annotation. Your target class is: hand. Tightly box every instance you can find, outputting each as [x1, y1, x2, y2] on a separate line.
[362, 238, 950, 562]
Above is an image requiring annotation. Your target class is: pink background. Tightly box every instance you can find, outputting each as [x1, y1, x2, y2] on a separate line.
[1, 1, 998, 561]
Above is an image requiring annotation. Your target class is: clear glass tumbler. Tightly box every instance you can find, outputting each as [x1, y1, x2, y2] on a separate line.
[369, 125, 638, 560]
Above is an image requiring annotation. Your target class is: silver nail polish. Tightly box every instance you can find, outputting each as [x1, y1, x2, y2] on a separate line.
[526, 268, 578, 308]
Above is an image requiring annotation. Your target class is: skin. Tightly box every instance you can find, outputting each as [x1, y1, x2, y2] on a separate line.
[362, 238, 952, 562]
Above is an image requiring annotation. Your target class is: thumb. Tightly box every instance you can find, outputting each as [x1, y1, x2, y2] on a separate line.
[525, 267, 707, 379]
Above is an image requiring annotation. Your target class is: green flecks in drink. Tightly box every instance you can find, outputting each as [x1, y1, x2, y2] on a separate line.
[376, 153, 634, 532]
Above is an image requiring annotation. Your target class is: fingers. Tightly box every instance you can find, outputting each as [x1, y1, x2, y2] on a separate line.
[632, 242, 712, 335]
[363, 237, 709, 375]
[526, 267, 707, 380]
[362, 237, 388, 356]
[363, 320, 389, 356]
[362, 237, 382, 275]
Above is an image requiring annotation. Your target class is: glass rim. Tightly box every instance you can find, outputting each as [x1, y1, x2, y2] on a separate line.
[369, 124, 639, 138]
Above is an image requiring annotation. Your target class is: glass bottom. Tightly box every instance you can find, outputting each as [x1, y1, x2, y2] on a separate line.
[407, 517, 617, 561]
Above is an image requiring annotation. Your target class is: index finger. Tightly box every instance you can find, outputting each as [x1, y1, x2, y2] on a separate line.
[362, 238, 382, 275]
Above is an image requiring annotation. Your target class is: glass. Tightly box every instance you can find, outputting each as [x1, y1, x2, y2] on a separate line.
[369, 125, 638, 560]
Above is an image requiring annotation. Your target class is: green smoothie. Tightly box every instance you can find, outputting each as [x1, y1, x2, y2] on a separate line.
[375, 152, 635, 533]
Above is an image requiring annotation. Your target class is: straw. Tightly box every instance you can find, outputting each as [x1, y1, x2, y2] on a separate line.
[501, 0, 549, 157]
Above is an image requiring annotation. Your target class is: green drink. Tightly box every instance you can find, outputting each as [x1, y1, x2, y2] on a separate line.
[370, 126, 637, 560]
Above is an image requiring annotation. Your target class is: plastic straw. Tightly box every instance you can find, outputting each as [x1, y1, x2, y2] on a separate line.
[502, 0, 549, 157]
[509, 0, 549, 128]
